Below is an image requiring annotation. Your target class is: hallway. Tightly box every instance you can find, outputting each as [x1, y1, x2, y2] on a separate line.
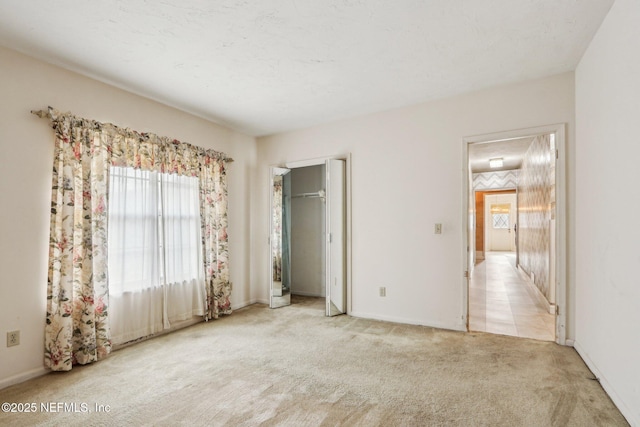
[469, 252, 555, 341]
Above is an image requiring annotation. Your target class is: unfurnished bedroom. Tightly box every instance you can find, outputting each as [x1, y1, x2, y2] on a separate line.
[0, 0, 638, 426]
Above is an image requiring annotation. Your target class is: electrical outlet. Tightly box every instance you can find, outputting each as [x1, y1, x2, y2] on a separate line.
[434, 223, 442, 234]
[379, 287, 386, 297]
[7, 330, 20, 347]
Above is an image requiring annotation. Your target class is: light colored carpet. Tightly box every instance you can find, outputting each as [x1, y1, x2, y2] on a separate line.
[0, 296, 628, 426]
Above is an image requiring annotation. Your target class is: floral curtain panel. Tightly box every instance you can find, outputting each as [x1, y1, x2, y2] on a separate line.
[200, 158, 231, 319]
[38, 107, 232, 371]
[45, 114, 111, 370]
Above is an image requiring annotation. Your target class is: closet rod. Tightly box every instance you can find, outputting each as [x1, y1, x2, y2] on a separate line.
[292, 190, 325, 199]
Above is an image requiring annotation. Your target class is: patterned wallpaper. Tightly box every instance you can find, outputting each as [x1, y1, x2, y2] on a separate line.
[517, 134, 554, 301]
[473, 170, 519, 190]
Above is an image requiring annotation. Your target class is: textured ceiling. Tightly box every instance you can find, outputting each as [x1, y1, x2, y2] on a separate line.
[0, 0, 613, 136]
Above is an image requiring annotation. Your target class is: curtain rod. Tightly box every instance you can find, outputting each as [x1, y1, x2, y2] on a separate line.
[31, 109, 49, 118]
[31, 107, 234, 163]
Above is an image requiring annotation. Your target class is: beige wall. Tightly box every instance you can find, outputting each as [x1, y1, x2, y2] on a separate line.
[0, 46, 257, 388]
[256, 72, 575, 332]
[575, 0, 640, 423]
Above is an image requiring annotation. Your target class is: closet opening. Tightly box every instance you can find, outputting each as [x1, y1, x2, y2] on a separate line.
[269, 157, 349, 316]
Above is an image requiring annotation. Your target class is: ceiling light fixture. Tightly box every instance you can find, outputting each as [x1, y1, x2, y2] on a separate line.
[489, 158, 503, 168]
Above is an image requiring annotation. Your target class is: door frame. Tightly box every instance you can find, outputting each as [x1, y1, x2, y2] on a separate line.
[267, 153, 353, 314]
[462, 124, 567, 345]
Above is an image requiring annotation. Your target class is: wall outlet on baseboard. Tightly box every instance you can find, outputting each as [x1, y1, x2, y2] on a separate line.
[7, 330, 20, 347]
[379, 287, 386, 297]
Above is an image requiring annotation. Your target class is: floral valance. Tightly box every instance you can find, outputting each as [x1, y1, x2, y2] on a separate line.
[33, 106, 233, 176]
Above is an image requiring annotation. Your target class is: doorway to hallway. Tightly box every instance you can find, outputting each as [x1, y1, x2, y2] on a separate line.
[463, 124, 567, 344]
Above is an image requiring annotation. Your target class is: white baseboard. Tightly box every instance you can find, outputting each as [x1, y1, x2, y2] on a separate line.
[0, 366, 49, 391]
[518, 266, 554, 314]
[573, 340, 636, 426]
[233, 299, 269, 309]
[564, 339, 575, 347]
[349, 311, 466, 332]
[291, 291, 325, 298]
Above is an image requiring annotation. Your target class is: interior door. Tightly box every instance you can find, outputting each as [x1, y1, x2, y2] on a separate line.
[325, 159, 346, 316]
[270, 167, 292, 308]
[486, 194, 516, 252]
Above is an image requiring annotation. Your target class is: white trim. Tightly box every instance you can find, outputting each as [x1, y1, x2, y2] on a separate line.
[345, 154, 353, 314]
[574, 340, 636, 426]
[350, 311, 466, 332]
[284, 154, 342, 169]
[463, 124, 567, 345]
[462, 148, 471, 329]
[518, 265, 555, 316]
[267, 166, 273, 309]
[0, 367, 49, 391]
[555, 124, 568, 345]
[291, 290, 325, 298]
[464, 124, 564, 144]
[234, 299, 269, 308]
[113, 316, 205, 350]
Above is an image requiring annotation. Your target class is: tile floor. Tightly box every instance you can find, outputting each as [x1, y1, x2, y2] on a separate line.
[469, 251, 555, 341]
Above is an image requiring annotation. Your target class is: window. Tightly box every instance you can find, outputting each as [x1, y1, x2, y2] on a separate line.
[492, 213, 510, 229]
[491, 203, 510, 229]
[108, 166, 203, 292]
[108, 166, 205, 344]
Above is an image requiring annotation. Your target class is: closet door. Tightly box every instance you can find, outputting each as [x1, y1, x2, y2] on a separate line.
[270, 167, 292, 308]
[325, 159, 346, 316]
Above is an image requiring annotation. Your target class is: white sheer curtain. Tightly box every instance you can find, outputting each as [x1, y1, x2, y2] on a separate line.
[108, 166, 205, 345]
